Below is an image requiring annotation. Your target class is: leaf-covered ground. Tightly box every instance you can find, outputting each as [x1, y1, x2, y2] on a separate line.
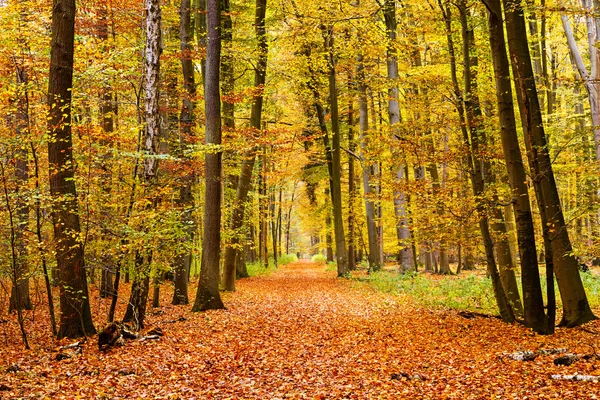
[2, 260, 600, 399]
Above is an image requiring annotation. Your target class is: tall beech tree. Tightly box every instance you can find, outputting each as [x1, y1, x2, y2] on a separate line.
[486, 0, 549, 333]
[502, 0, 596, 327]
[457, 0, 514, 323]
[192, 0, 225, 311]
[47, 0, 95, 338]
[323, 25, 349, 277]
[222, 0, 268, 291]
[172, 0, 196, 305]
[381, 0, 413, 271]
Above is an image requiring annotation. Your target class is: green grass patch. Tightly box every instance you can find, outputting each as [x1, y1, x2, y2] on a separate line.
[357, 270, 498, 314]
[246, 261, 277, 277]
[278, 253, 298, 266]
[357, 267, 600, 315]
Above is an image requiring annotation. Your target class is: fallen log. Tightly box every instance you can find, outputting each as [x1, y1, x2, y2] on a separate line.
[551, 373, 600, 382]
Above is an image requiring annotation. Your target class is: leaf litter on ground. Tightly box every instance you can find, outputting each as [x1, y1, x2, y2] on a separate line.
[1, 260, 600, 399]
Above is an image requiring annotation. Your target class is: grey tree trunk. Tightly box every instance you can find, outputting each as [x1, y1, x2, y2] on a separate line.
[560, 1, 600, 163]
[192, 0, 225, 311]
[48, 0, 95, 338]
[383, 0, 412, 271]
[503, 0, 596, 327]
[96, 2, 116, 300]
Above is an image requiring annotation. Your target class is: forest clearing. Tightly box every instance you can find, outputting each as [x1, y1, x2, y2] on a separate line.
[1, 260, 600, 399]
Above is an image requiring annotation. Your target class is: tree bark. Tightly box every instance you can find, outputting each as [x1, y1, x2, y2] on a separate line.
[347, 87, 357, 271]
[323, 26, 349, 276]
[503, 0, 596, 327]
[48, 0, 95, 338]
[487, 0, 549, 332]
[172, 0, 197, 305]
[9, 23, 33, 311]
[560, 1, 600, 163]
[382, 0, 412, 271]
[192, 0, 225, 311]
[124, 0, 163, 328]
[356, 54, 381, 272]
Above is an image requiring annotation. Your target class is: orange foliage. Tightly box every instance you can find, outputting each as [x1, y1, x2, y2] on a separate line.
[1, 261, 600, 398]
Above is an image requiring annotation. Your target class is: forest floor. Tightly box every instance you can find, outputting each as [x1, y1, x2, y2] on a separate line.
[2, 260, 600, 399]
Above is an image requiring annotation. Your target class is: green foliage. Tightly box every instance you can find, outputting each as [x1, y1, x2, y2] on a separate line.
[246, 261, 276, 277]
[278, 253, 298, 265]
[580, 271, 600, 309]
[311, 254, 327, 264]
[359, 270, 497, 314]
[360, 268, 600, 314]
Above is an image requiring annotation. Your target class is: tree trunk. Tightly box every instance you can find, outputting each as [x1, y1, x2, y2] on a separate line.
[123, 253, 151, 329]
[192, 0, 225, 311]
[172, 0, 197, 305]
[48, 0, 95, 339]
[503, 0, 596, 327]
[270, 187, 278, 266]
[357, 55, 381, 272]
[490, 207, 524, 317]
[9, 33, 32, 312]
[487, 0, 549, 333]
[382, 0, 412, 271]
[560, 1, 600, 163]
[124, 0, 163, 329]
[347, 87, 357, 271]
[323, 26, 348, 276]
[459, 1, 514, 323]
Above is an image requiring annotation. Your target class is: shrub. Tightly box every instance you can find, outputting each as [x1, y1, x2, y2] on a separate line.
[311, 254, 327, 264]
[278, 253, 298, 265]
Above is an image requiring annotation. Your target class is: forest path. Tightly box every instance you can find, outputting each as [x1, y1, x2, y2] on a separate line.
[5, 260, 600, 399]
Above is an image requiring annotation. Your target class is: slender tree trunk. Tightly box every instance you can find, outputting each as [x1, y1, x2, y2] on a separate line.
[48, 0, 95, 339]
[98, 2, 116, 300]
[10, 33, 32, 312]
[323, 26, 348, 276]
[172, 0, 197, 305]
[124, 0, 163, 328]
[347, 88, 357, 271]
[503, 0, 596, 327]
[192, 0, 225, 311]
[560, 1, 600, 163]
[270, 186, 278, 266]
[357, 55, 381, 272]
[325, 187, 334, 263]
[31, 145, 57, 335]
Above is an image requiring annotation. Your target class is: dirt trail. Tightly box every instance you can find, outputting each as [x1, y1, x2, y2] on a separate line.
[3, 261, 600, 399]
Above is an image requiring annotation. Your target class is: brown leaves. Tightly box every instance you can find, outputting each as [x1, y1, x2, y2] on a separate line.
[2, 261, 600, 398]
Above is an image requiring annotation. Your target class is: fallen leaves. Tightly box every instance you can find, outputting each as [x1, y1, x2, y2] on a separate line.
[1, 261, 600, 398]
